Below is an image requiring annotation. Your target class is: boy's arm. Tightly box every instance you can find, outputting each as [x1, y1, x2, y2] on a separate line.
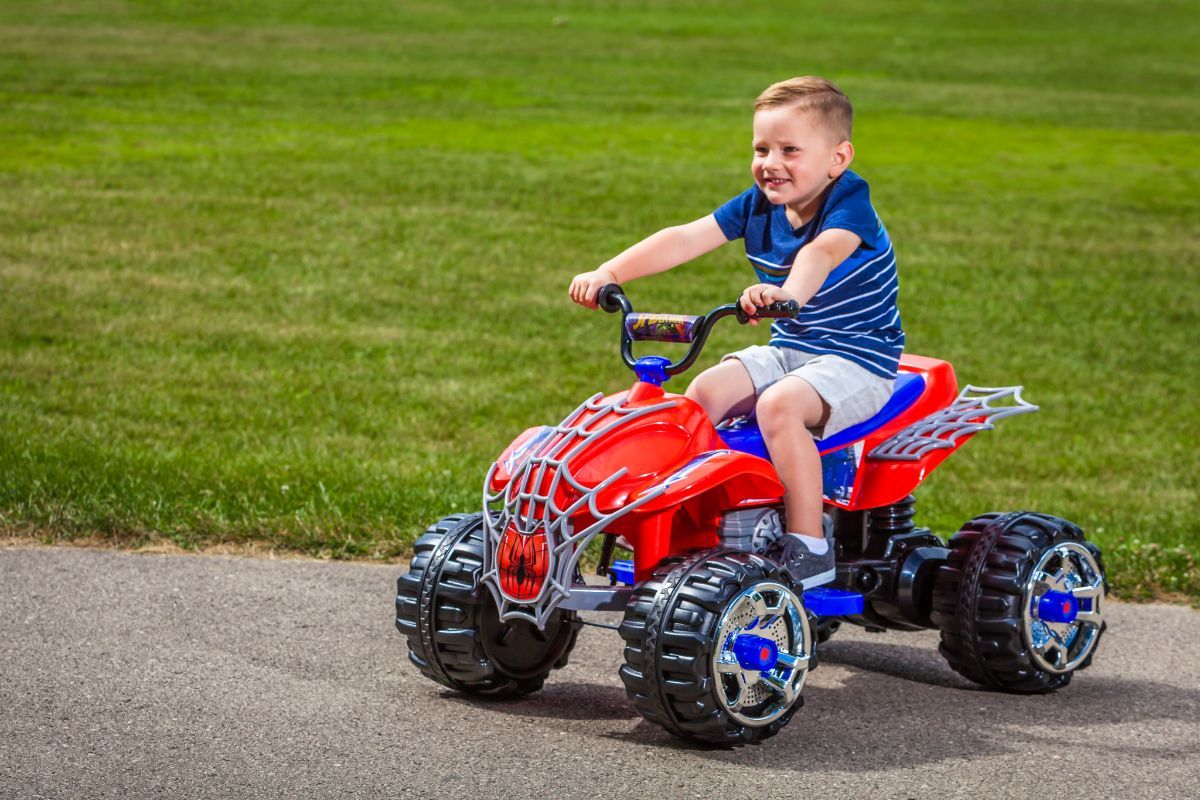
[739, 228, 862, 319]
[569, 215, 728, 309]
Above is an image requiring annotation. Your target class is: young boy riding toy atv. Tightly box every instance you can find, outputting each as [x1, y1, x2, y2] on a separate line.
[572, 76, 898, 592]
[395, 77, 1106, 746]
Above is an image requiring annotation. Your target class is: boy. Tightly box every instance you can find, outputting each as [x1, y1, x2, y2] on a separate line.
[568, 76, 903, 589]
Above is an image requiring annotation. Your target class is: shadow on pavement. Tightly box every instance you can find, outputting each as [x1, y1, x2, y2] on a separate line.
[816, 638, 973, 688]
[441, 681, 640, 722]
[444, 638, 1200, 771]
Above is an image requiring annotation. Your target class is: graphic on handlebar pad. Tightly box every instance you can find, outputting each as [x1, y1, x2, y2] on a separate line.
[625, 313, 701, 343]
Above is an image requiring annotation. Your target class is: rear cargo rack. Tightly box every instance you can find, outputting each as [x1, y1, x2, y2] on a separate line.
[869, 385, 1038, 461]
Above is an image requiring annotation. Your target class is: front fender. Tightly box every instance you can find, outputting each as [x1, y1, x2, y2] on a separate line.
[620, 449, 784, 514]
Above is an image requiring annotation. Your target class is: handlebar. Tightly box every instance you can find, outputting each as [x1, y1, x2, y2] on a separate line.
[597, 283, 630, 315]
[594, 283, 800, 379]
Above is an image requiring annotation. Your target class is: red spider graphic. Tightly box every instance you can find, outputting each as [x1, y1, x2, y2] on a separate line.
[497, 525, 550, 601]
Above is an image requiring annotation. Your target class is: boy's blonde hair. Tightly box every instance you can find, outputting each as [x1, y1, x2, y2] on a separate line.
[755, 76, 853, 143]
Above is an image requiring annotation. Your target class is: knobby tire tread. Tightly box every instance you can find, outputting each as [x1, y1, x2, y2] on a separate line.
[930, 511, 1104, 694]
[395, 512, 577, 699]
[618, 549, 806, 746]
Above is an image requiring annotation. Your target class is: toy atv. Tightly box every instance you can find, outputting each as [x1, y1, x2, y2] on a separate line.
[395, 285, 1106, 746]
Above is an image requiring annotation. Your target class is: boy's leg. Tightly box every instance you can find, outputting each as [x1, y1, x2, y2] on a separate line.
[684, 359, 758, 423]
[756, 376, 828, 536]
[756, 376, 835, 588]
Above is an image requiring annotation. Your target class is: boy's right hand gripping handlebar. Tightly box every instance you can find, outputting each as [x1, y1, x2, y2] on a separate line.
[594, 283, 799, 377]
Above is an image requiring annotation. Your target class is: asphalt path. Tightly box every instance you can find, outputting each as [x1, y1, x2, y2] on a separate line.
[1, 546, 1198, 799]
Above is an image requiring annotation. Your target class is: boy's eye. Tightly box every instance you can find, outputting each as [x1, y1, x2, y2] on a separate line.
[754, 147, 768, 155]
[784, 146, 799, 153]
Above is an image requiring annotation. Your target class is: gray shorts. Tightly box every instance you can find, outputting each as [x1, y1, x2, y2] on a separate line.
[722, 345, 894, 440]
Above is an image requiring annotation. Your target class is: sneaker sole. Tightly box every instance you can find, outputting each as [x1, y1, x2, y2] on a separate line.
[799, 567, 837, 590]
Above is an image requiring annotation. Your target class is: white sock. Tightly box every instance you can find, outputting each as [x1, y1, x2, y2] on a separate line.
[787, 532, 829, 555]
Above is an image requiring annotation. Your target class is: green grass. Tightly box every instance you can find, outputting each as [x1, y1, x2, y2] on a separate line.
[1, 1, 1197, 600]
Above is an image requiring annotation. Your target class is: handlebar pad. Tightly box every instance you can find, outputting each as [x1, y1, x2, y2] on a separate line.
[625, 313, 701, 343]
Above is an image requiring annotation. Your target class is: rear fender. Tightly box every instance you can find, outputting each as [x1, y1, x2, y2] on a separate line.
[836, 354, 959, 510]
[851, 358, 1037, 509]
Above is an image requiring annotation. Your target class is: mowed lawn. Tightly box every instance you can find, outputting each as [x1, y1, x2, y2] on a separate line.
[1, 1, 1197, 600]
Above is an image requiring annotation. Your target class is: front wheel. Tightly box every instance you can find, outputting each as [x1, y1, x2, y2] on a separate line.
[395, 512, 580, 698]
[618, 550, 813, 746]
[931, 512, 1106, 693]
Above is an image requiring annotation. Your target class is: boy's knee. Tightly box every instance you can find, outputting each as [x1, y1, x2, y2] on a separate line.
[684, 370, 711, 401]
[758, 377, 824, 430]
[685, 360, 757, 423]
[755, 382, 793, 431]
[684, 370, 718, 413]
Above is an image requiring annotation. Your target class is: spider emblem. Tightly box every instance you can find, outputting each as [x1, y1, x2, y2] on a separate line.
[497, 523, 550, 602]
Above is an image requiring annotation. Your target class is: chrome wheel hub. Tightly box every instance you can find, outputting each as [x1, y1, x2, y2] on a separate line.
[1023, 542, 1105, 674]
[712, 581, 811, 726]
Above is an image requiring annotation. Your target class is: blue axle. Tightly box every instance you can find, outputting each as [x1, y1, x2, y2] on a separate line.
[1037, 590, 1079, 624]
[733, 634, 779, 671]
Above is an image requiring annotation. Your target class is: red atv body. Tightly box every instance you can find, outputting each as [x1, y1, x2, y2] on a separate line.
[396, 287, 1106, 745]
[487, 352, 957, 592]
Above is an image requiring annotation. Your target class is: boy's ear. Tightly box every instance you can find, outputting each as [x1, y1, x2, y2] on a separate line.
[829, 140, 855, 178]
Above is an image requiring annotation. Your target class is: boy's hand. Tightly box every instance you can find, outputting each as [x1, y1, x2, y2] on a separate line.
[569, 267, 618, 309]
[739, 283, 796, 325]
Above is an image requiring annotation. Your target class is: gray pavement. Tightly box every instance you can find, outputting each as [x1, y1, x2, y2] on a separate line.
[1, 546, 1198, 799]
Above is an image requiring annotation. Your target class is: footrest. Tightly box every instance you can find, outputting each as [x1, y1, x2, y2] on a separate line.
[610, 559, 635, 586]
[803, 586, 864, 616]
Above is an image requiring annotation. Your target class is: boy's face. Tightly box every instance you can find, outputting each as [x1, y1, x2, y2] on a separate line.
[751, 106, 853, 214]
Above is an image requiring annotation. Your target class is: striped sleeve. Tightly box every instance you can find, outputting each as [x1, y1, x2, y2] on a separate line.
[818, 177, 879, 250]
[712, 186, 757, 241]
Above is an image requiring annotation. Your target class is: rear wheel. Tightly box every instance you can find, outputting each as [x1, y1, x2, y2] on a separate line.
[931, 512, 1105, 693]
[395, 512, 580, 698]
[618, 549, 813, 745]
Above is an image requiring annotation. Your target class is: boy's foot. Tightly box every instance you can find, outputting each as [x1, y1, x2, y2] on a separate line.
[766, 533, 836, 589]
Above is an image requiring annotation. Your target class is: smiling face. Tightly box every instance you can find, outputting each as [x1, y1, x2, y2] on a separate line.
[751, 105, 854, 222]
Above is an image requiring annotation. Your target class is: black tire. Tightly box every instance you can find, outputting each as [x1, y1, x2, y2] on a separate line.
[618, 549, 812, 746]
[930, 511, 1106, 693]
[395, 512, 580, 698]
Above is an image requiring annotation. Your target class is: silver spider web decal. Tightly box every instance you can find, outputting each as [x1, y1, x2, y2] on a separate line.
[870, 384, 1038, 461]
[481, 392, 675, 629]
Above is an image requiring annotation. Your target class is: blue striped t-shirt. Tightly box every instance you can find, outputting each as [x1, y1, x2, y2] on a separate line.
[712, 170, 904, 379]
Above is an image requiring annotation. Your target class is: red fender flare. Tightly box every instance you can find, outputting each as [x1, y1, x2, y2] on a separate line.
[620, 449, 784, 514]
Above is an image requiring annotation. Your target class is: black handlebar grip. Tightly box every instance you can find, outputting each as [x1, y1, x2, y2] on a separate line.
[596, 283, 626, 313]
[735, 299, 801, 324]
[756, 300, 801, 318]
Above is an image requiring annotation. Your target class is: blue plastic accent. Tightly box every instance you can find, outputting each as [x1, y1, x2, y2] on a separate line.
[716, 372, 926, 460]
[610, 559, 635, 586]
[733, 634, 779, 671]
[633, 356, 671, 386]
[1037, 590, 1079, 624]
[714, 417, 771, 460]
[803, 586, 865, 617]
[817, 372, 926, 451]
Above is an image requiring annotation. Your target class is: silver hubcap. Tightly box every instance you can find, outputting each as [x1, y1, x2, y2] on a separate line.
[1022, 542, 1105, 674]
[711, 581, 811, 726]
